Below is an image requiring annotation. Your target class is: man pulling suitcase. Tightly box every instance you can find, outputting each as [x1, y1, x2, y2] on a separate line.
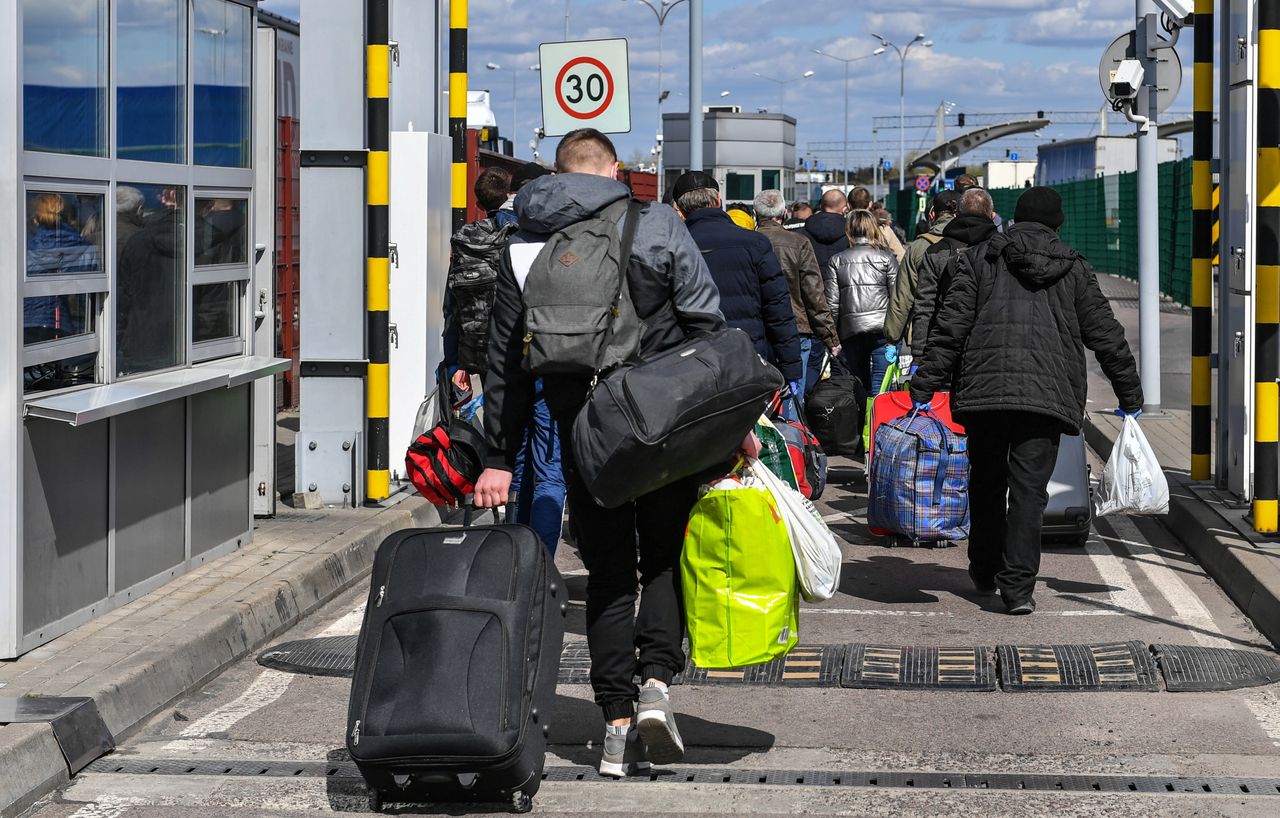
[473, 129, 727, 776]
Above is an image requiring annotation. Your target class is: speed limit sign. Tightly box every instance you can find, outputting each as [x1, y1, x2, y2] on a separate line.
[539, 38, 631, 137]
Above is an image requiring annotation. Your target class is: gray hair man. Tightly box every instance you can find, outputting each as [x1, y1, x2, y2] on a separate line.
[754, 189, 840, 399]
[911, 187, 999, 366]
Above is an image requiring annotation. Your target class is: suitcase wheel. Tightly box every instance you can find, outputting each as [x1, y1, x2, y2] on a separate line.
[511, 790, 533, 814]
[367, 789, 383, 813]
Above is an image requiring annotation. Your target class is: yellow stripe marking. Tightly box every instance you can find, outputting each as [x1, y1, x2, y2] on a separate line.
[367, 258, 390, 312]
[784, 672, 820, 680]
[367, 364, 390, 419]
[1192, 358, 1212, 405]
[1261, 29, 1280, 91]
[367, 470, 390, 500]
[450, 0, 468, 29]
[1192, 453, 1212, 478]
[1259, 148, 1280, 206]
[450, 73, 468, 120]
[706, 671, 743, 679]
[366, 44, 389, 99]
[452, 163, 468, 210]
[1257, 266, 1280, 324]
[1256, 382, 1279, 444]
[367, 151, 390, 206]
[1255, 499, 1279, 533]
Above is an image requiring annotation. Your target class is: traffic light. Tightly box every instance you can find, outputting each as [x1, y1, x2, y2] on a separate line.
[957, 112, 965, 127]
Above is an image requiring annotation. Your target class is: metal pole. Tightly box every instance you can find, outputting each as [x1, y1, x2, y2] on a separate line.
[511, 69, 518, 153]
[1136, 1, 1162, 413]
[656, 17, 664, 198]
[689, 0, 703, 171]
[1190, 0, 1215, 481]
[899, 53, 906, 196]
[366, 0, 391, 502]
[1215, 0, 1232, 485]
[564, 0, 570, 40]
[1253, 4, 1280, 531]
[843, 60, 849, 191]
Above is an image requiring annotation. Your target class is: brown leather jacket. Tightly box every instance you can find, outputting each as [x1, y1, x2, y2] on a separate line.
[758, 221, 839, 349]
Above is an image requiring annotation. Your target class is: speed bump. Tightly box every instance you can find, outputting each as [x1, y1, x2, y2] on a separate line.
[685, 645, 844, 687]
[1153, 643, 1280, 692]
[841, 645, 996, 691]
[998, 641, 1158, 692]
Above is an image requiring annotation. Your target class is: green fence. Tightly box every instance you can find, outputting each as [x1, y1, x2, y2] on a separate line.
[897, 159, 1193, 305]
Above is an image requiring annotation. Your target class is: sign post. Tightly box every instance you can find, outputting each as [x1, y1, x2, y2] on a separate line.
[539, 38, 631, 137]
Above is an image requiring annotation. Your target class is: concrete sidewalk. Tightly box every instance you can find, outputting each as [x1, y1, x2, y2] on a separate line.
[0, 495, 443, 817]
[1083, 275, 1280, 650]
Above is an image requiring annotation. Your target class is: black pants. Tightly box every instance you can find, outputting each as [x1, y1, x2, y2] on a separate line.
[965, 412, 1062, 605]
[556, 417, 697, 722]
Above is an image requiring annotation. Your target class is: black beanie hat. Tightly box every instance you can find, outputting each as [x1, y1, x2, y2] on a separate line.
[511, 162, 551, 192]
[1015, 186, 1065, 229]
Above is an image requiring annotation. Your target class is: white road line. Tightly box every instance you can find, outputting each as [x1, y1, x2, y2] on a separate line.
[68, 795, 136, 818]
[1103, 515, 1231, 649]
[1082, 524, 1154, 617]
[164, 600, 368, 751]
[1244, 688, 1280, 749]
[797, 608, 1123, 617]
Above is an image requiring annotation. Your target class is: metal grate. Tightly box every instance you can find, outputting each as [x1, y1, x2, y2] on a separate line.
[83, 757, 1280, 797]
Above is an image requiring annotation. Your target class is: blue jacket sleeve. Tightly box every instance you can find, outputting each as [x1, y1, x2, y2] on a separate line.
[757, 242, 803, 381]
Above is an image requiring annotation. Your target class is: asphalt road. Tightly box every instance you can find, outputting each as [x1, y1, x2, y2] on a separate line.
[24, 428, 1280, 817]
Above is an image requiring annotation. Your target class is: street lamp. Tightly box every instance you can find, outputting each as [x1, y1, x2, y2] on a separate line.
[751, 69, 815, 114]
[872, 32, 933, 193]
[811, 45, 884, 189]
[486, 62, 540, 157]
[619, 0, 690, 199]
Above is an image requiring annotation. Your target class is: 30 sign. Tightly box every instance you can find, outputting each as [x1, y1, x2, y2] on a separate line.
[539, 39, 631, 137]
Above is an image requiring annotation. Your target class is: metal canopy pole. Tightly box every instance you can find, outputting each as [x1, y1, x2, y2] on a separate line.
[1136, 1, 1162, 413]
[1190, 0, 1215, 481]
[689, 0, 703, 171]
[1253, 3, 1280, 532]
[365, 0, 391, 502]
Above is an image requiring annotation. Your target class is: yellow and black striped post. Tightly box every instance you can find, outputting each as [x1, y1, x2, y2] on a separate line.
[1191, 0, 1214, 482]
[450, 1, 468, 235]
[366, 0, 391, 502]
[1255, 2, 1280, 532]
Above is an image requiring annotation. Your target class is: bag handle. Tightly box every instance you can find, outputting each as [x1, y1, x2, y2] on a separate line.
[907, 405, 952, 504]
[593, 199, 643, 380]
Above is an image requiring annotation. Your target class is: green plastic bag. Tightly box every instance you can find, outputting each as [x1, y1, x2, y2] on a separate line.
[682, 468, 800, 668]
[754, 416, 798, 490]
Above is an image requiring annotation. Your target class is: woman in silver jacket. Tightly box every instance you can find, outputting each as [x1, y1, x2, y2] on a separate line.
[824, 210, 900, 395]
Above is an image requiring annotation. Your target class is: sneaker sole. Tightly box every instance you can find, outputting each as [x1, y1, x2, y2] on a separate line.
[636, 709, 684, 764]
[598, 760, 650, 778]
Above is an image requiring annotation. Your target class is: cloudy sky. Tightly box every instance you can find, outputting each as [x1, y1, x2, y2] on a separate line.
[259, 0, 1192, 170]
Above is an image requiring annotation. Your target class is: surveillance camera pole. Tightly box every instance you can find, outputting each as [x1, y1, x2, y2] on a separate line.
[1136, 0, 1162, 413]
[689, 0, 703, 171]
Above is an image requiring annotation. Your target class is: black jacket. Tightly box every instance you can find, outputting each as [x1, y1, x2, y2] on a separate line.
[910, 222, 1142, 432]
[911, 214, 999, 360]
[484, 173, 726, 470]
[799, 211, 850, 271]
[684, 207, 802, 381]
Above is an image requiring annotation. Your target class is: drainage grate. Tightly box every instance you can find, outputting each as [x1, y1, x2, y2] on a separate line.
[998, 641, 1158, 692]
[842, 645, 996, 691]
[258, 635, 359, 678]
[1153, 644, 1280, 692]
[83, 757, 1280, 797]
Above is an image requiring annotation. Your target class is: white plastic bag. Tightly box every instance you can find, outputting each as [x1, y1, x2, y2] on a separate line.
[1095, 415, 1169, 516]
[748, 456, 843, 601]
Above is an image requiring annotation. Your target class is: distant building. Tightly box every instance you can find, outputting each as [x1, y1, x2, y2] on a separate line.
[983, 160, 1038, 190]
[1036, 136, 1181, 185]
[663, 109, 797, 204]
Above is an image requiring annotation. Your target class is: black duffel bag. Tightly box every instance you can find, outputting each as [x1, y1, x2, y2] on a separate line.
[572, 327, 783, 508]
[807, 355, 866, 456]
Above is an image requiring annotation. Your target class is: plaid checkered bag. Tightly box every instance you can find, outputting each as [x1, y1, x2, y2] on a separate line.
[867, 409, 970, 542]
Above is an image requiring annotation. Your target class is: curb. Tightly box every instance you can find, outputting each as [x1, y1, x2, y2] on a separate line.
[1083, 415, 1280, 650]
[1, 499, 442, 818]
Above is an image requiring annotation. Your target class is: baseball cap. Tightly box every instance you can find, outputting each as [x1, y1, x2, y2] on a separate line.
[671, 171, 719, 201]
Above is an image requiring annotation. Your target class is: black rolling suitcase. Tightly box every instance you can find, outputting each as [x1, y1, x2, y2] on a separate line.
[346, 525, 565, 813]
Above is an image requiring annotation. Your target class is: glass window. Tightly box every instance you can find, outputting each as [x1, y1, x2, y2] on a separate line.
[22, 0, 108, 156]
[117, 184, 186, 376]
[193, 282, 240, 344]
[194, 0, 253, 167]
[195, 198, 248, 264]
[117, 0, 186, 163]
[762, 169, 781, 191]
[24, 293, 94, 346]
[726, 173, 755, 202]
[24, 191, 104, 276]
[24, 353, 98, 394]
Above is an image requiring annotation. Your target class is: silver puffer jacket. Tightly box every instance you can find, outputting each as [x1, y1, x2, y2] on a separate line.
[824, 238, 899, 339]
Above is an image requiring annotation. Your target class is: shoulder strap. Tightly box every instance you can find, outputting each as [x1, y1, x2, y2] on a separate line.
[595, 200, 643, 376]
[920, 233, 944, 245]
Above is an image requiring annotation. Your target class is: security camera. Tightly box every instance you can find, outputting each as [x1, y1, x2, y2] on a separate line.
[1153, 0, 1193, 26]
[1109, 59, 1144, 101]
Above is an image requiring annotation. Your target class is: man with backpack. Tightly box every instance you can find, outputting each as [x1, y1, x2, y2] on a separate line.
[884, 189, 960, 345]
[473, 129, 725, 777]
[443, 167, 565, 554]
[909, 187, 1142, 615]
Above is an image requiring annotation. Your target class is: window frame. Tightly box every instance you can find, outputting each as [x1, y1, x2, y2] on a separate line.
[16, 0, 256, 399]
[20, 180, 110, 394]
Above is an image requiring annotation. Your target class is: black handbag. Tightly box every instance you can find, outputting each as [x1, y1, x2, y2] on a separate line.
[571, 327, 783, 508]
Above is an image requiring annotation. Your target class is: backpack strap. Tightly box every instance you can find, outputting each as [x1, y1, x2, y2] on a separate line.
[594, 200, 643, 379]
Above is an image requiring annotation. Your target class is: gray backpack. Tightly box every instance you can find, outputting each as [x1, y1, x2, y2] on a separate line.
[521, 198, 643, 377]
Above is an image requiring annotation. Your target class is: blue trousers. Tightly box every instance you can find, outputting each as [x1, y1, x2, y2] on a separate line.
[508, 389, 566, 555]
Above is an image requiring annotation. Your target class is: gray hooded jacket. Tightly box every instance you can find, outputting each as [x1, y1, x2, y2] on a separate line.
[483, 172, 726, 470]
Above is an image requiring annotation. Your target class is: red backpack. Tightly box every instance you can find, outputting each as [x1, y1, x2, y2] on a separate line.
[404, 372, 488, 506]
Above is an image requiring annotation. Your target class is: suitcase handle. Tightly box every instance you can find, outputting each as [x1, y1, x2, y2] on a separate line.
[907, 407, 952, 504]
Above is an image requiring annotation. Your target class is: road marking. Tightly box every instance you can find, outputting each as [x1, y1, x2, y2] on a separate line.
[1103, 516, 1231, 649]
[164, 600, 368, 751]
[68, 795, 136, 818]
[1082, 524, 1154, 617]
[1244, 688, 1280, 748]
[797, 608, 1123, 617]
